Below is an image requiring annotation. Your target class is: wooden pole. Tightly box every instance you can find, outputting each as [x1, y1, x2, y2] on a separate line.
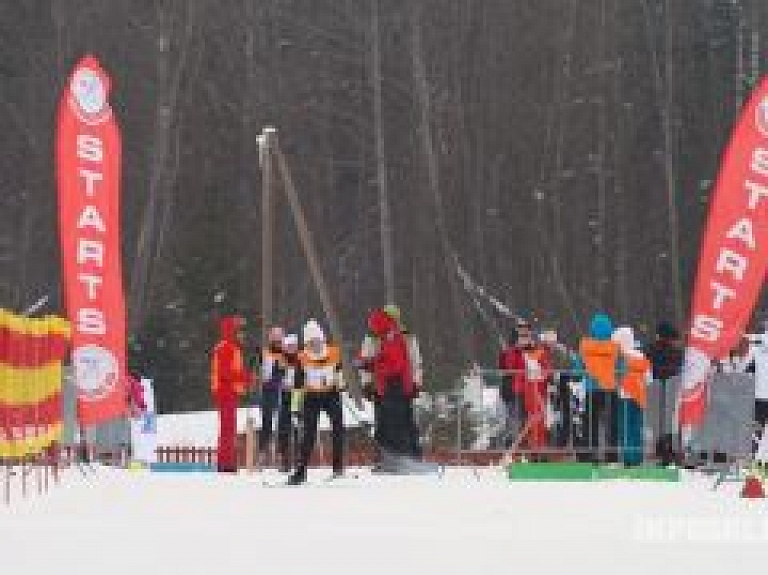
[244, 416, 255, 472]
[272, 135, 362, 406]
[371, 0, 396, 303]
[261, 127, 275, 336]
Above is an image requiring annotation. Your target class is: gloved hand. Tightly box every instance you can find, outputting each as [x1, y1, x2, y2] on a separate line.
[362, 383, 378, 401]
[353, 356, 372, 371]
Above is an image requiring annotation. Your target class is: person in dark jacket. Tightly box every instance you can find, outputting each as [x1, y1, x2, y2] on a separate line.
[646, 322, 683, 381]
[645, 322, 683, 465]
[256, 326, 286, 463]
[277, 334, 303, 472]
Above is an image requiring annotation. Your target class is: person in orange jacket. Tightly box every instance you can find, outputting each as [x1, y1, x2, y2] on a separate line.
[572, 313, 621, 463]
[211, 316, 252, 473]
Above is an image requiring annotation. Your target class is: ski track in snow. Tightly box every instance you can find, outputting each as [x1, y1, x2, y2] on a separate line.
[1, 466, 767, 574]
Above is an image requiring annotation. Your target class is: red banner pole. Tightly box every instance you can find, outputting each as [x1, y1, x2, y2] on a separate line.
[56, 55, 128, 429]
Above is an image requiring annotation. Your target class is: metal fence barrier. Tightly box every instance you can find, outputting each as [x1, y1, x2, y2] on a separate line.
[410, 369, 758, 468]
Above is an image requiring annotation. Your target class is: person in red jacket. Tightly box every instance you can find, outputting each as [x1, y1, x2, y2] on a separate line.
[211, 316, 252, 473]
[518, 325, 552, 457]
[359, 309, 414, 456]
[498, 328, 526, 448]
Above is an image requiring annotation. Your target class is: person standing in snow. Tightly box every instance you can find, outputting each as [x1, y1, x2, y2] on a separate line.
[359, 305, 424, 458]
[573, 313, 621, 463]
[645, 322, 683, 465]
[358, 309, 415, 457]
[288, 320, 345, 485]
[498, 327, 526, 448]
[540, 329, 573, 448]
[129, 376, 158, 467]
[256, 326, 286, 463]
[211, 316, 252, 473]
[383, 305, 423, 456]
[382, 305, 424, 396]
[517, 320, 552, 458]
[277, 334, 303, 471]
[745, 319, 768, 463]
[613, 327, 652, 467]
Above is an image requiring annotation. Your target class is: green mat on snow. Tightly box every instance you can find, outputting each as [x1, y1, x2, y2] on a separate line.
[507, 462, 680, 482]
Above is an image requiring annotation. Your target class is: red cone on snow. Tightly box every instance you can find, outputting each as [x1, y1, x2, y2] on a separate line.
[740, 475, 765, 499]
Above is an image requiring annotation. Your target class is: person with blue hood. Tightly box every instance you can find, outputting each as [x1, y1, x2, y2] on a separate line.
[572, 313, 622, 463]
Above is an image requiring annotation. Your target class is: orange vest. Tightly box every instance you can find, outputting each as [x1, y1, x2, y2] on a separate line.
[580, 338, 620, 391]
[299, 345, 342, 392]
[620, 355, 651, 409]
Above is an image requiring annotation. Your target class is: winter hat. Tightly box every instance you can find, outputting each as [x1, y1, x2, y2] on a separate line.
[368, 309, 397, 337]
[588, 313, 614, 341]
[382, 305, 404, 329]
[268, 326, 285, 343]
[219, 316, 243, 341]
[656, 321, 679, 340]
[283, 334, 298, 350]
[303, 319, 325, 343]
[539, 330, 558, 345]
[612, 326, 641, 357]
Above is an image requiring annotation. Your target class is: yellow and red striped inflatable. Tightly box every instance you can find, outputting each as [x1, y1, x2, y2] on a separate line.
[0, 310, 70, 457]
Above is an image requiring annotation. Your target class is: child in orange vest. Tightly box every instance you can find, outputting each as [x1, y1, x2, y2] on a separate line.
[613, 327, 651, 467]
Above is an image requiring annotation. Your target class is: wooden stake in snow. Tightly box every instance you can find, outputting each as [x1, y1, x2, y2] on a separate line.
[244, 415, 256, 473]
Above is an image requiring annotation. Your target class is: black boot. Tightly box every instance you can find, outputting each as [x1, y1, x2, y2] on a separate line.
[287, 467, 306, 485]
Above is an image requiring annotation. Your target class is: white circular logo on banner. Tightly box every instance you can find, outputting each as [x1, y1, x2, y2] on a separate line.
[74, 345, 118, 400]
[71, 68, 106, 116]
[756, 97, 768, 138]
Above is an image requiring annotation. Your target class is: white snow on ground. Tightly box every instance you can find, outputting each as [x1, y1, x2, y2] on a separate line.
[2, 467, 768, 574]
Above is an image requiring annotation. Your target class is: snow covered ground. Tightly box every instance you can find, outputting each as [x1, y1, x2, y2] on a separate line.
[2, 466, 767, 574]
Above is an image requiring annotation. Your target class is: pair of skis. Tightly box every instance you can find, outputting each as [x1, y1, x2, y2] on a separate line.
[261, 471, 361, 488]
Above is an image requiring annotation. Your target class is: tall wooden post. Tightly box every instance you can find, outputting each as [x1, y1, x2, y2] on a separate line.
[261, 126, 276, 335]
[271, 134, 362, 407]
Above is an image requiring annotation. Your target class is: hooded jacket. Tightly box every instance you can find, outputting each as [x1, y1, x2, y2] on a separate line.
[645, 322, 683, 381]
[365, 309, 413, 398]
[613, 327, 651, 408]
[574, 314, 621, 393]
[211, 316, 250, 403]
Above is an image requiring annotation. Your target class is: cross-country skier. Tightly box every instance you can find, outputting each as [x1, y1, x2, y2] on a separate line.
[288, 320, 345, 485]
[211, 316, 252, 473]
